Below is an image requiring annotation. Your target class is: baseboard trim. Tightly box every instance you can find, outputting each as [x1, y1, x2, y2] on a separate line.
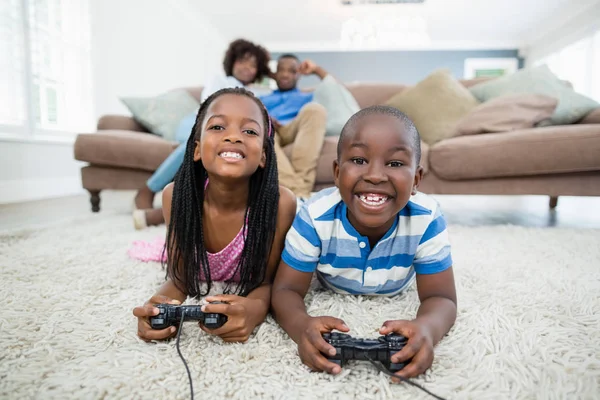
[0, 176, 84, 204]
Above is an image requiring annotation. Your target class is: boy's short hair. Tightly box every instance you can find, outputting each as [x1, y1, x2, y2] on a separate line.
[222, 39, 271, 83]
[336, 105, 421, 164]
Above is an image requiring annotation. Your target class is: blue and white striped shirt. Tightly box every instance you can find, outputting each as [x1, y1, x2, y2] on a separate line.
[281, 187, 453, 296]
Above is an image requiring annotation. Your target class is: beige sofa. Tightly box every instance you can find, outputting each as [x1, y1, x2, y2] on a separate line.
[74, 81, 600, 211]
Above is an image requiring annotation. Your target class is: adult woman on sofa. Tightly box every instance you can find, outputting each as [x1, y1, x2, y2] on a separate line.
[133, 38, 271, 229]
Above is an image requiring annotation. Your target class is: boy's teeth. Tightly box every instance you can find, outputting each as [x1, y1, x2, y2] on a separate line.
[358, 193, 388, 206]
[220, 151, 243, 159]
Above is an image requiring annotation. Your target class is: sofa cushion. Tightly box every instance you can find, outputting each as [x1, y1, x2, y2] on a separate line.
[346, 84, 408, 108]
[429, 125, 600, 180]
[469, 65, 599, 126]
[184, 86, 204, 103]
[120, 89, 200, 141]
[419, 140, 429, 176]
[74, 130, 178, 172]
[579, 107, 600, 124]
[452, 94, 558, 137]
[314, 137, 338, 184]
[97, 115, 148, 132]
[313, 75, 361, 137]
[384, 69, 480, 145]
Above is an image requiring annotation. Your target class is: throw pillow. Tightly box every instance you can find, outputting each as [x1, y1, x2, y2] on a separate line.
[120, 89, 199, 141]
[578, 108, 600, 124]
[313, 75, 361, 137]
[452, 94, 558, 137]
[469, 64, 599, 126]
[385, 69, 480, 145]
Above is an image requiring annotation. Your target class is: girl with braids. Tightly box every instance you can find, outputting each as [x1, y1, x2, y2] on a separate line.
[133, 38, 272, 228]
[133, 87, 297, 343]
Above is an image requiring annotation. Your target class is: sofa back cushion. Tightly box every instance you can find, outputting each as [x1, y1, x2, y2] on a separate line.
[120, 89, 200, 141]
[384, 69, 480, 145]
[185, 86, 204, 103]
[345, 83, 408, 108]
[469, 65, 599, 126]
[451, 94, 558, 137]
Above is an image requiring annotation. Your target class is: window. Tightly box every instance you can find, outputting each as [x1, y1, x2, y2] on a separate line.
[533, 30, 600, 102]
[0, 0, 93, 138]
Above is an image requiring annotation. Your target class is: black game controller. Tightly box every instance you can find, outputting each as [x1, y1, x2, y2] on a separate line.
[322, 332, 410, 372]
[150, 303, 228, 330]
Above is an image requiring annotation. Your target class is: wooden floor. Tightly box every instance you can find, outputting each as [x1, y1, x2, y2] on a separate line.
[1, 190, 600, 232]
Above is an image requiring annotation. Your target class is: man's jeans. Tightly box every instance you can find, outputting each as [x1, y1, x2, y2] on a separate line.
[146, 113, 195, 193]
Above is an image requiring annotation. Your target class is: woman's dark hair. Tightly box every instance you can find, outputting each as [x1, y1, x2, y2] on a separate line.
[164, 87, 279, 297]
[223, 39, 271, 83]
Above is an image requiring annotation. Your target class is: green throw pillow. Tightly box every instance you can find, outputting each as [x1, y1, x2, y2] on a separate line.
[469, 64, 599, 126]
[313, 75, 361, 137]
[120, 89, 199, 141]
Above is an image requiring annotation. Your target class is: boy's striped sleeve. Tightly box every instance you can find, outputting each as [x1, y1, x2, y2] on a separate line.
[413, 208, 453, 274]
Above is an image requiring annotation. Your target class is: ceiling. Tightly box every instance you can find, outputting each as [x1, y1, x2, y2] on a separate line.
[193, 0, 600, 51]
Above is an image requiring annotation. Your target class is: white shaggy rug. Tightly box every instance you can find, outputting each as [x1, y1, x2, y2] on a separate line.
[1, 213, 599, 400]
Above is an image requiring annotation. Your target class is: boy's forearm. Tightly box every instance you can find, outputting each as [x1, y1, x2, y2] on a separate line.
[414, 297, 457, 345]
[271, 288, 311, 343]
[154, 279, 187, 303]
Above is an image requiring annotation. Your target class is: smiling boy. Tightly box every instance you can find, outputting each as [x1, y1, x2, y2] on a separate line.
[271, 105, 457, 380]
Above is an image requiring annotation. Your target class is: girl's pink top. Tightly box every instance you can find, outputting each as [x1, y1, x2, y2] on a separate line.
[128, 224, 245, 283]
[129, 180, 246, 282]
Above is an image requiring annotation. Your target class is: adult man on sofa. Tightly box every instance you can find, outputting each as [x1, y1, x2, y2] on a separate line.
[133, 54, 328, 228]
[261, 54, 328, 199]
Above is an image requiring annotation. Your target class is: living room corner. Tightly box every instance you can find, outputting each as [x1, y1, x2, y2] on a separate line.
[0, 0, 227, 205]
[2, 1, 600, 399]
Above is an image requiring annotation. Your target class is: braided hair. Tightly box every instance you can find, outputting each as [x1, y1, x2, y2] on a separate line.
[164, 87, 279, 298]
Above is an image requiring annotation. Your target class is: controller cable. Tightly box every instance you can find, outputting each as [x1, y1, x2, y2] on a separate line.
[175, 315, 194, 400]
[172, 316, 444, 400]
[366, 356, 447, 400]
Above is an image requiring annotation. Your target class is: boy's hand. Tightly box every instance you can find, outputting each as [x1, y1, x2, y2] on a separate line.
[199, 295, 268, 343]
[297, 316, 350, 375]
[379, 320, 434, 379]
[133, 295, 181, 342]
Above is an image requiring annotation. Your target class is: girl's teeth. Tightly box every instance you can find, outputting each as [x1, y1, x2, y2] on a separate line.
[220, 152, 242, 159]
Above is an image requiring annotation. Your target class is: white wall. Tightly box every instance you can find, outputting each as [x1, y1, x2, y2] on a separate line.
[0, 0, 226, 205]
[91, 0, 226, 119]
[0, 139, 84, 204]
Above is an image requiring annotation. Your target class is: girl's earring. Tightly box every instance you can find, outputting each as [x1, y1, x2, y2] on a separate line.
[411, 187, 417, 195]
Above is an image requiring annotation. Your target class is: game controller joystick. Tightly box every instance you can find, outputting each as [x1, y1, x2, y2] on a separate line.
[150, 303, 228, 330]
[322, 332, 410, 372]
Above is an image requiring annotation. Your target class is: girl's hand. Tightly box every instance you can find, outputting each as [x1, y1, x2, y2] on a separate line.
[199, 294, 268, 342]
[379, 320, 434, 379]
[297, 316, 349, 375]
[132, 295, 181, 342]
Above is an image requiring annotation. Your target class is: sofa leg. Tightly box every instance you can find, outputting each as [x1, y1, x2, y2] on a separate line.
[88, 190, 101, 212]
[549, 196, 558, 210]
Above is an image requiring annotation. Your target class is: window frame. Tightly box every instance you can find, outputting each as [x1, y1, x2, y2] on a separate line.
[0, 0, 93, 142]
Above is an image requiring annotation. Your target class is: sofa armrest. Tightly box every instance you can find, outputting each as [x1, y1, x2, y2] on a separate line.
[97, 115, 148, 132]
[579, 107, 600, 124]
